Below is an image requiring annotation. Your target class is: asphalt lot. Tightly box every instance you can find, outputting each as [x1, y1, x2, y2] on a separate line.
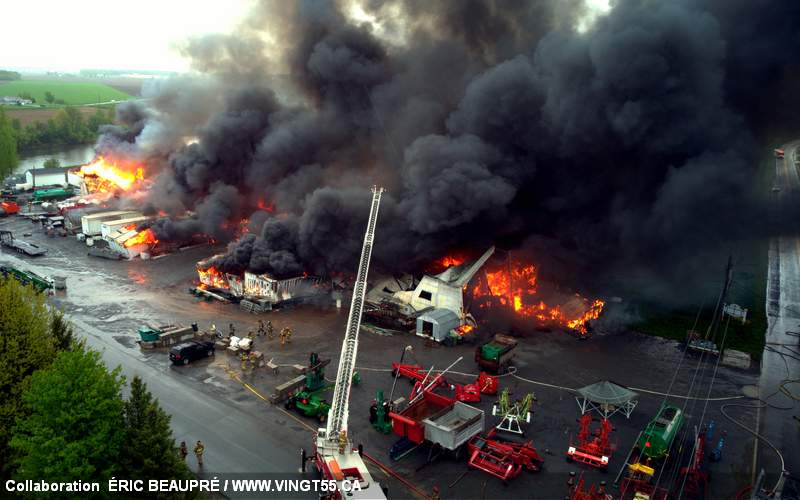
[0, 213, 767, 499]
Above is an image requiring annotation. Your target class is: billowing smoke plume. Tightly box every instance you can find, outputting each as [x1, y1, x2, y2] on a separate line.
[99, 0, 800, 300]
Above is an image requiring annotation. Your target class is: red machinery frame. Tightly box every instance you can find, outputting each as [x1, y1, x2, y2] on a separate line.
[467, 429, 543, 482]
[391, 363, 449, 389]
[567, 414, 616, 469]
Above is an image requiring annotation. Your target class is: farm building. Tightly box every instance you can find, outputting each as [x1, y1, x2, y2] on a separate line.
[24, 167, 82, 189]
[416, 308, 461, 342]
[243, 271, 321, 302]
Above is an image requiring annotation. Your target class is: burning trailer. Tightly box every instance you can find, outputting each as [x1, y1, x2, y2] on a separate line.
[195, 255, 325, 309]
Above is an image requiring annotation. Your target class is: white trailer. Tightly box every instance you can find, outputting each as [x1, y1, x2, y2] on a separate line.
[80, 211, 139, 236]
[100, 216, 150, 239]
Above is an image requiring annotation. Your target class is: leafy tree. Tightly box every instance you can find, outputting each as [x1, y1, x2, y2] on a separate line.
[49, 310, 75, 351]
[0, 108, 18, 178]
[120, 377, 193, 486]
[10, 118, 21, 132]
[11, 346, 125, 483]
[0, 278, 61, 477]
[54, 98, 66, 105]
[44, 91, 55, 104]
[43, 158, 61, 169]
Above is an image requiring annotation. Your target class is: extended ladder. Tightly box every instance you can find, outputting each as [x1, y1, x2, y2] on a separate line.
[325, 186, 384, 440]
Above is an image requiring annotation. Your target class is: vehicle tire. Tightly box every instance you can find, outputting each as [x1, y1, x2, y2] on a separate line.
[565, 455, 574, 463]
[207, 349, 214, 357]
[183, 358, 189, 365]
[285, 399, 296, 410]
[391, 369, 398, 378]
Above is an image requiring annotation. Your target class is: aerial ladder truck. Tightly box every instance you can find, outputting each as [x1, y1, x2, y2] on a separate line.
[304, 186, 388, 499]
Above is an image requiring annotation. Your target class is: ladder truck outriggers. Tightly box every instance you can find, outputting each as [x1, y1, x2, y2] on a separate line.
[304, 186, 388, 499]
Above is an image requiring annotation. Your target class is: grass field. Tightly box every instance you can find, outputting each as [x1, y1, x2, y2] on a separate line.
[631, 143, 779, 359]
[0, 80, 132, 105]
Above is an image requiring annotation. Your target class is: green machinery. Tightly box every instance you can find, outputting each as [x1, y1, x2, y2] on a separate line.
[0, 265, 53, 293]
[285, 353, 332, 422]
[32, 187, 75, 202]
[370, 390, 392, 434]
[636, 404, 685, 460]
[284, 352, 361, 422]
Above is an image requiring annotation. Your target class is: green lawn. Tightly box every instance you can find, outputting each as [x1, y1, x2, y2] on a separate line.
[0, 80, 132, 106]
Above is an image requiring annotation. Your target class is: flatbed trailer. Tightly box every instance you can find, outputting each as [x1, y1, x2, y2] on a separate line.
[0, 231, 47, 256]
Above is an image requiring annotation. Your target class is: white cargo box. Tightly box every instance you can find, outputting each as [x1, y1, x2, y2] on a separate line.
[423, 401, 484, 451]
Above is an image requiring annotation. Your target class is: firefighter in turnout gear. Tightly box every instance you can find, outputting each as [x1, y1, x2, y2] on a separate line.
[194, 441, 205, 467]
[228, 323, 236, 338]
[280, 327, 292, 345]
[179, 441, 188, 461]
[257, 320, 265, 337]
[266, 320, 274, 340]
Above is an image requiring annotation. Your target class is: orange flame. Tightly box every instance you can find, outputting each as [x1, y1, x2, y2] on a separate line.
[197, 266, 229, 289]
[77, 156, 144, 193]
[124, 228, 158, 248]
[471, 258, 604, 335]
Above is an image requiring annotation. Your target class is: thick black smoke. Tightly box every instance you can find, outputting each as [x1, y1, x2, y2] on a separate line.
[99, 0, 800, 300]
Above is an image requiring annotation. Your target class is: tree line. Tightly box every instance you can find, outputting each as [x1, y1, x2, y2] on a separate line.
[12, 106, 115, 151]
[0, 277, 194, 498]
[0, 70, 22, 81]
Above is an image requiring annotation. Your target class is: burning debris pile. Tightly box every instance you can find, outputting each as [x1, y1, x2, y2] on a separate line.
[76, 156, 145, 194]
[469, 257, 605, 335]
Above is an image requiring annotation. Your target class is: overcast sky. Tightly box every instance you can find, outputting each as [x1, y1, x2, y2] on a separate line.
[1, 0, 252, 73]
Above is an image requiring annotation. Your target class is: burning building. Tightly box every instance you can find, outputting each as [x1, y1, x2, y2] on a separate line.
[365, 247, 495, 341]
[195, 255, 323, 308]
[366, 247, 605, 341]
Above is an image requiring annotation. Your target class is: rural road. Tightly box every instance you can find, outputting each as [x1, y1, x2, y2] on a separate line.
[760, 139, 800, 492]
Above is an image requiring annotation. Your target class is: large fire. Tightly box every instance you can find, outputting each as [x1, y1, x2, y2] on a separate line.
[197, 266, 229, 289]
[471, 258, 604, 335]
[77, 157, 144, 193]
[124, 228, 158, 248]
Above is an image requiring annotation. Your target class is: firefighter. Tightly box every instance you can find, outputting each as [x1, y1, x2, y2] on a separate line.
[280, 327, 292, 345]
[210, 324, 218, 338]
[266, 320, 274, 340]
[257, 319, 265, 337]
[194, 441, 205, 467]
[284, 327, 292, 344]
[247, 330, 255, 341]
[228, 323, 236, 338]
[179, 441, 188, 461]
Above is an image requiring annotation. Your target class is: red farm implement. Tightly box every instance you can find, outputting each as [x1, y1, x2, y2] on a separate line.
[467, 430, 543, 482]
[566, 414, 616, 470]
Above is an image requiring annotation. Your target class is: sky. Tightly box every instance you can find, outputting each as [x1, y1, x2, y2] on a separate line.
[0, 0, 253, 73]
[1, 0, 610, 74]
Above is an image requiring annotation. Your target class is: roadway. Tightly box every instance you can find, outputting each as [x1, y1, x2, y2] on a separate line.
[759, 139, 800, 493]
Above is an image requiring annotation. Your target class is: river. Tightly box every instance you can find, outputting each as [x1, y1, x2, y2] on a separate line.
[14, 144, 96, 175]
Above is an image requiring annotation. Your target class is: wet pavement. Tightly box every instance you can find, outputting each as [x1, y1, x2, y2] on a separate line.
[0, 213, 771, 499]
[758, 140, 800, 495]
